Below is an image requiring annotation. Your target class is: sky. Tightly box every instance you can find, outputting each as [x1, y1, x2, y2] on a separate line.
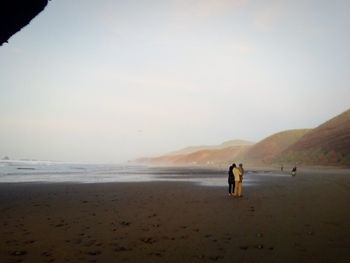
[0, 0, 350, 163]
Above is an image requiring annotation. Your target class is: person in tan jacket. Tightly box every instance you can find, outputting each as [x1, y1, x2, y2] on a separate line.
[233, 164, 242, 197]
[238, 163, 244, 197]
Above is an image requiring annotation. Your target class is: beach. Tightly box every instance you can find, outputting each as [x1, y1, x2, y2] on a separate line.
[1, 169, 350, 263]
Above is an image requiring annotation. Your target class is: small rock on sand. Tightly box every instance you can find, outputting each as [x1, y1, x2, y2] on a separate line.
[11, 250, 27, 256]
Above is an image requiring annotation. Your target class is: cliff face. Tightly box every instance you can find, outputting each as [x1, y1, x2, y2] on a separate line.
[0, 1, 49, 46]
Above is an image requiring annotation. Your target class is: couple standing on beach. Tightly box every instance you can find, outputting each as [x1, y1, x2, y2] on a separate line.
[228, 163, 244, 197]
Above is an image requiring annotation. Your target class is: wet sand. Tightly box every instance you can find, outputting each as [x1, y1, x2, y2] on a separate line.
[0, 170, 350, 262]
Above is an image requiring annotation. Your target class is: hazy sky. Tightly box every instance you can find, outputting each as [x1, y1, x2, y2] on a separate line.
[1, 0, 349, 163]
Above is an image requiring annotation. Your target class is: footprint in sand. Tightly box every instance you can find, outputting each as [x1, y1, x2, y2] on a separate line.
[84, 240, 96, 247]
[41, 251, 52, 257]
[239, 246, 249, 250]
[148, 252, 162, 257]
[209, 255, 223, 261]
[114, 246, 132, 252]
[240, 244, 265, 250]
[87, 250, 101, 256]
[24, 240, 36, 244]
[120, 221, 131, 226]
[140, 237, 157, 244]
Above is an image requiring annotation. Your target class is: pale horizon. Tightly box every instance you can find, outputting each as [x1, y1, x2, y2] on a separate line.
[1, 0, 350, 163]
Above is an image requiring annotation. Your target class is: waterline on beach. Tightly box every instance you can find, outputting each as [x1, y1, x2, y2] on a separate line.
[0, 161, 267, 186]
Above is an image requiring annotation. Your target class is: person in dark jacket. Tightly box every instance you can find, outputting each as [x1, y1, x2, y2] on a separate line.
[228, 163, 235, 196]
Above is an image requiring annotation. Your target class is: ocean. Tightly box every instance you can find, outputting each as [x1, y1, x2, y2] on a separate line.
[0, 160, 237, 186]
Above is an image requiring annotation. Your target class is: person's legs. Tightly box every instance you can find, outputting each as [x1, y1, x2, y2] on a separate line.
[238, 182, 242, 197]
[228, 183, 232, 194]
[234, 181, 239, 196]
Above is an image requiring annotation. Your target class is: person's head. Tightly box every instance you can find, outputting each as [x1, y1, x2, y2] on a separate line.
[239, 163, 243, 167]
[232, 163, 236, 168]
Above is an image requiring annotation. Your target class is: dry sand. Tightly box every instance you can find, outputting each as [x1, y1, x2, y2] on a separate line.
[0, 169, 350, 262]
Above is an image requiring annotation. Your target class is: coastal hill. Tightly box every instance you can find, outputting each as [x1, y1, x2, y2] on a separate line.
[137, 140, 253, 166]
[241, 129, 310, 165]
[278, 109, 350, 165]
[169, 145, 251, 166]
[137, 108, 350, 167]
[166, 140, 254, 156]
